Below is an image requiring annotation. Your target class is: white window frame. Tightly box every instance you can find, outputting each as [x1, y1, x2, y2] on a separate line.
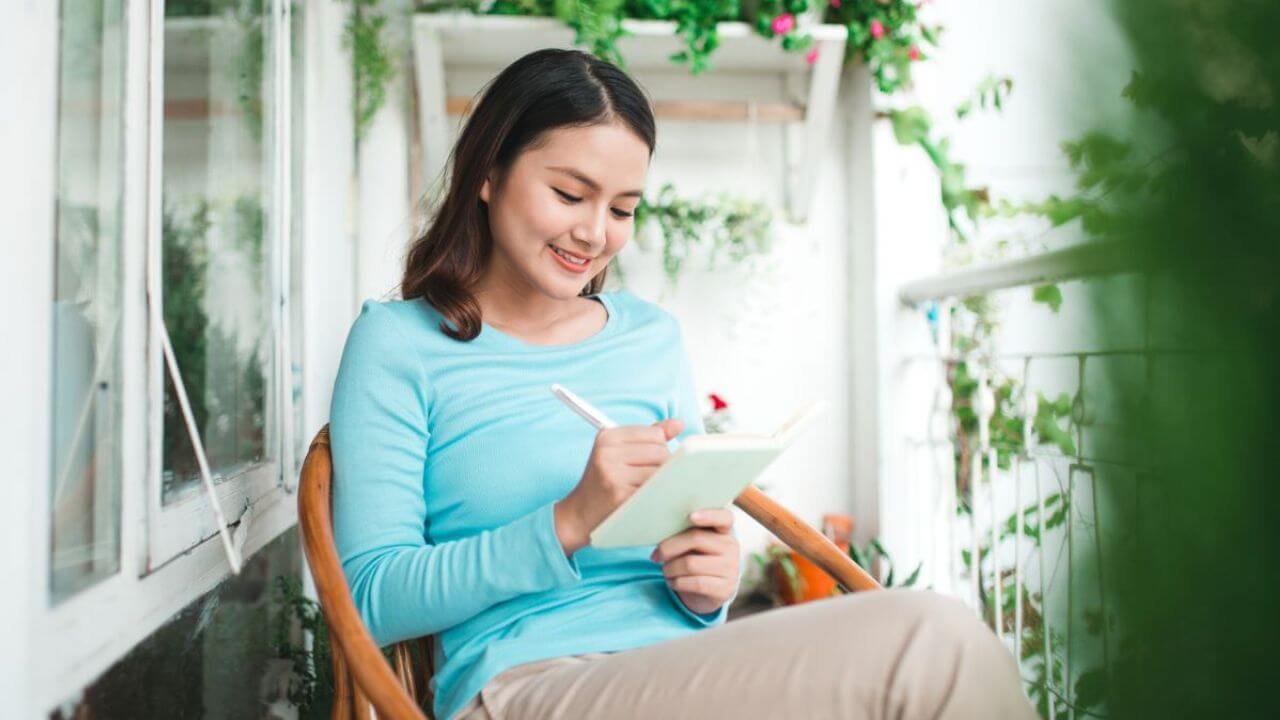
[2, 0, 310, 715]
[143, 0, 296, 571]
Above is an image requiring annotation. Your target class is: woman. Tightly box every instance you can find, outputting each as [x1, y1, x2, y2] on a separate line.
[330, 48, 1035, 720]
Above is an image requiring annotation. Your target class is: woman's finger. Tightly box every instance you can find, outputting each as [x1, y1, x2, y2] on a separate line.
[669, 575, 733, 598]
[661, 553, 733, 580]
[687, 508, 734, 532]
[652, 528, 736, 562]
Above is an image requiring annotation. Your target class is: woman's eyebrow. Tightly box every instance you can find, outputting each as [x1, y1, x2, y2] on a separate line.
[547, 166, 644, 198]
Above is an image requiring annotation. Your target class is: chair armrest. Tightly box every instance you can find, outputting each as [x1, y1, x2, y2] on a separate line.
[734, 485, 881, 593]
[298, 427, 428, 720]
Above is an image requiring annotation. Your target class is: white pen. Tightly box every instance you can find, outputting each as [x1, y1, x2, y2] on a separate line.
[550, 383, 618, 430]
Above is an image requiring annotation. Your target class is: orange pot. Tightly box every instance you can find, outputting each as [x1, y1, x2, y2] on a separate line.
[773, 541, 849, 605]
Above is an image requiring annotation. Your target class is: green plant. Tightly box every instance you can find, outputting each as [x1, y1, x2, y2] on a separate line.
[747, 544, 803, 603]
[748, 0, 813, 58]
[664, 0, 745, 74]
[160, 196, 269, 493]
[272, 576, 335, 718]
[271, 575, 402, 718]
[846, 537, 921, 588]
[634, 182, 774, 286]
[747, 535, 921, 607]
[161, 201, 213, 486]
[345, 0, 397, 140]
[825, 0, 937, 94]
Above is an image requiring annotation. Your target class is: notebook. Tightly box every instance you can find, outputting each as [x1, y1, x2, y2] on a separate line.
[588, 400, 824, 549]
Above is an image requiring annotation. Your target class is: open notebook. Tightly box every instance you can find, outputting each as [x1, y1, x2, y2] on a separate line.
[589, 401, 824, 549]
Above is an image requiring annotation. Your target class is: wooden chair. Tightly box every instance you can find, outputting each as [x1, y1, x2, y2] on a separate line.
[299, 425, 880, 720]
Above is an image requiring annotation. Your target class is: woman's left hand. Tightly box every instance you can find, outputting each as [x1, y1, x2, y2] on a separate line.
[651, 508, 740, 616]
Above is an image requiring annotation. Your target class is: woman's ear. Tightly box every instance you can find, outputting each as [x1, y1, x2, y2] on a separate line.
[479, 177, 491, 204]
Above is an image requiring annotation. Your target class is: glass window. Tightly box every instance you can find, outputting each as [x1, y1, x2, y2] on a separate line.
[161, 0, 276, 504]
[289, 0, 307, 467]
[50, 0, 127, 603]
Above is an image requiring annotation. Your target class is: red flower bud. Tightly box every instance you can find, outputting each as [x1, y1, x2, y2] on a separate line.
[709, 393, 729, 411]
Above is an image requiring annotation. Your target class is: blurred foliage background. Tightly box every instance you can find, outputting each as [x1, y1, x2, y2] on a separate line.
[1096, 0, 1280, 716]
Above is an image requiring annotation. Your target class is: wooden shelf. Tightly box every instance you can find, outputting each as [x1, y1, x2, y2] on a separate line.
[412, 12, 848, 222]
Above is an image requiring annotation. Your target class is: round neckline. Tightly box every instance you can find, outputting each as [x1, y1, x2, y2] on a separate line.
[478, 293, 618, 351]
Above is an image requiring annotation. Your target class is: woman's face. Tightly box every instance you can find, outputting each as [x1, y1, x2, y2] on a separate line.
[479, 120, 650, 300]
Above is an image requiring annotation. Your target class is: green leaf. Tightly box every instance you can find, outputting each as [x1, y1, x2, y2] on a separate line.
[869, 537, 891, 559]
[901, 562, 923, 587]
[1032, 283, 1064, 312]
[889, 107, 932, 146]
[1074, 667, 1107, 709]
[849, 542, 870, 570]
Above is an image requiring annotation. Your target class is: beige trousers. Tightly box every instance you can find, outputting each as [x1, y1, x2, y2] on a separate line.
[455, 590, 1037, 720]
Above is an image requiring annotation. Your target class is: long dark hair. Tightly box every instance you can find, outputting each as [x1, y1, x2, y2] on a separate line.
[401, 49, 656, 341]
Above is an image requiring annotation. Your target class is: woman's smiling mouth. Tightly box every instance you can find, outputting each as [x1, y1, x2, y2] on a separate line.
[549, 244, 592, 273]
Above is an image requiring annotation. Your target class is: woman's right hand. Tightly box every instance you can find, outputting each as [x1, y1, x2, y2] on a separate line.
[553, 418, 685, 556]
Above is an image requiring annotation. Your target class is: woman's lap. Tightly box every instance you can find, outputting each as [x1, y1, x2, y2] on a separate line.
[457, 589, 1036, 720]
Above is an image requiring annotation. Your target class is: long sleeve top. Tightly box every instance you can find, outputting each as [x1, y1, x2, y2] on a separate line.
[329, 290, 735, 720]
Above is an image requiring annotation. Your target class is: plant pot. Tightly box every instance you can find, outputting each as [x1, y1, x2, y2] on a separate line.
[772, 541, 849, 604]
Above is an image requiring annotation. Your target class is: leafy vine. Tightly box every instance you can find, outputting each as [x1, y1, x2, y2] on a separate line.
[634, 182, 774, 286]
[346, 0, 397, 140]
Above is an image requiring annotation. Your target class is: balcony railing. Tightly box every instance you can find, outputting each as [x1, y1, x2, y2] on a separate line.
[891, 241, 1148, 719]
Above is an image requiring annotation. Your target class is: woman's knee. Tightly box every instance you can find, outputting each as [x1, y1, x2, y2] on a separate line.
[836, 589, 1003, 652]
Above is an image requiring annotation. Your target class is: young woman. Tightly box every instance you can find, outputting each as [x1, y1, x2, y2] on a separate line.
[330, 49, 1036, 720]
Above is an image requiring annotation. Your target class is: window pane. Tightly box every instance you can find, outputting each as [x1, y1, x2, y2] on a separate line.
[161, 0, 276, 504]
[289, 0, 306, 466]
[50, 0, 126, 603]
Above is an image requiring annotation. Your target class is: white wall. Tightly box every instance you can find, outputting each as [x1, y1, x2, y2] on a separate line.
[618, 82, 857, 559]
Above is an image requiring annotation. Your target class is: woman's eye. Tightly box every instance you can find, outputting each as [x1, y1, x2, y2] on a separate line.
[553, 188, 582, 203]
[611, 208, 634, 219]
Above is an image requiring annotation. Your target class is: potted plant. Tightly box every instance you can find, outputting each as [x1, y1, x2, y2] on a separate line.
[750, 521, 922, 606]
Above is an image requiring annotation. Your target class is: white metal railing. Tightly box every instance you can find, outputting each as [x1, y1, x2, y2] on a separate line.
[893, 242, 1145, 720]
[898, 241, 1139, 306]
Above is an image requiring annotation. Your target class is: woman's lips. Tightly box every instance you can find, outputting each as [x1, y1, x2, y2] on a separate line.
[549, 245, 591, 274]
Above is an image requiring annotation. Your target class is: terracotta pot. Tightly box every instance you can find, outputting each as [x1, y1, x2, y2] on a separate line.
[773, 541, 849, 604]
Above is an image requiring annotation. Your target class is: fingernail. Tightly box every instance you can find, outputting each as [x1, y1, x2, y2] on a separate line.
[690, 511, 705, 522]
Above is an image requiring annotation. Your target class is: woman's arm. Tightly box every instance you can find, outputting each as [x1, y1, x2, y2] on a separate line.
[330, 301, 582, 648]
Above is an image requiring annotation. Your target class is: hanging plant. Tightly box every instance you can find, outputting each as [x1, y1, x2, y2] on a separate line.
[631, 0, 746, 74]
[346, 0, 397, 141]
[823, 0, 936, 94]
[749, 0, 814, 58]
[633, 182, 774, 286]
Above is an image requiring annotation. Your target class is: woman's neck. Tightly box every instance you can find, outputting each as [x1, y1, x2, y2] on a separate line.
[472, 273, 591, 338]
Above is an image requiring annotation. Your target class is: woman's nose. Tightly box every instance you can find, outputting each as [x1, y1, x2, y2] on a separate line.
[571, 206, 609, 252]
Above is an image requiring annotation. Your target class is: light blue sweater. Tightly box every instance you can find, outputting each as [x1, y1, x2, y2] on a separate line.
[330, 290, 734, 720]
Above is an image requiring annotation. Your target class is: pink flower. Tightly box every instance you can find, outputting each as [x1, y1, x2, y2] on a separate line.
[771, 13, 795, 35]
[908, 45, 921, 61]
[830, 0, 841, 7]
[806, 47, 820, 65]
[869, 19, 885, 39]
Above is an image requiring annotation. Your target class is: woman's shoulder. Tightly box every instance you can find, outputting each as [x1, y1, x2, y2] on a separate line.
[602, 288, 680, 333]
[347, 297, 445, 344]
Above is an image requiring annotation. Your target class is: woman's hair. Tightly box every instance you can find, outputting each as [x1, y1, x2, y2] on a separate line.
[401, 48, 656, 341]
